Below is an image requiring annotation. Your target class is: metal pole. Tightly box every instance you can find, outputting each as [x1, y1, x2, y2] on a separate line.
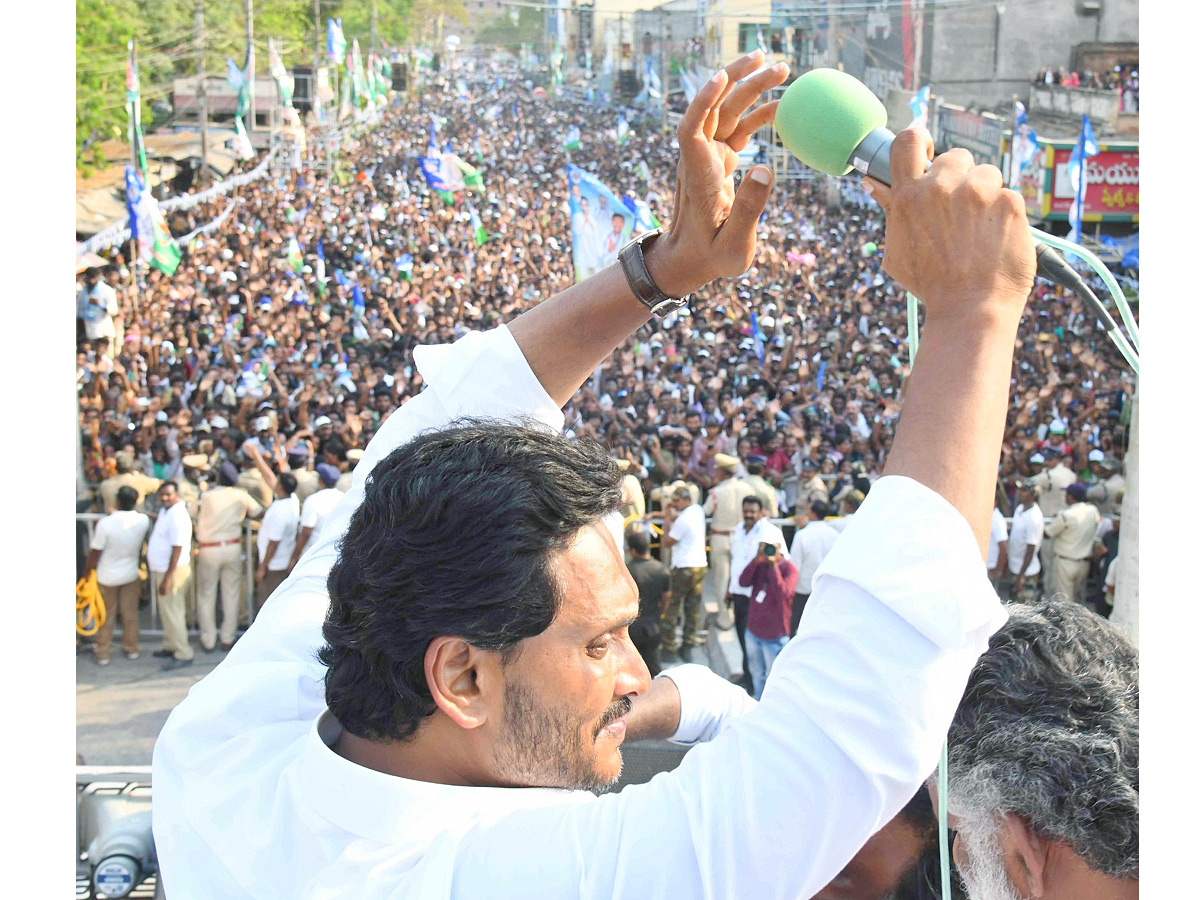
[245, 0, 256, 138]
[660, 11, 668, 133]
[196, 0, 209, 181]
[826, 0, 839, 70]
[1111, 380, 1138, 643]
[370, 0, 378, 58]
[314, 0, 322, 120]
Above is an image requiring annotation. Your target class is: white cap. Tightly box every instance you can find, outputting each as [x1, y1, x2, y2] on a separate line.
[254, 416, 271, 432]
[313, 415, 332, 428]
[1088, 448, 1106, 463]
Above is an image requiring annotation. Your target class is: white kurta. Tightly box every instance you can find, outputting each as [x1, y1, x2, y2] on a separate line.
[153, 325, 1006, 900]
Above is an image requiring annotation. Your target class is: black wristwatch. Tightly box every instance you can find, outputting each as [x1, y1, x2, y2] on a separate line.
[617, 229, 691, 318]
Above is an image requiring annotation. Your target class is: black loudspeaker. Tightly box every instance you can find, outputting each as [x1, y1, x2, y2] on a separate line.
[292, 65, 313, 112]
[617, 70, 640, 99]
[391, 62, 408, 92]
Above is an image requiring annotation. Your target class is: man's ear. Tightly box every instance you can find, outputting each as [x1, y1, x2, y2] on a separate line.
[1001, 811, 1050, 898]
[424, 637, 496, 731]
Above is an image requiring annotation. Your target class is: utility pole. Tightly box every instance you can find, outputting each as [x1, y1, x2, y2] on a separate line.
[370, 0, 378, 58]
[245, 0, 256, 139]
[314, 0, 322, 117]
[196, 0, 208, 181]
[826, 0, 839, 71]
[660, 11, 668, 133]
[1112, 382, 1139, 644]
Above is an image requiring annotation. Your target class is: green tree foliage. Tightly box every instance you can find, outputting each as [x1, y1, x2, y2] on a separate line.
[474, 5, 541, 54]
[76, 0, 421, 171]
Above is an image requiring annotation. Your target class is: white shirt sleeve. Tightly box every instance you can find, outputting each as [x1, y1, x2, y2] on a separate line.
[662, 663, 757, 745]
[446, 477, 1007, 900]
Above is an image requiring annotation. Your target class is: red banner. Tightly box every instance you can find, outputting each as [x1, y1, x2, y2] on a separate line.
[1049, 149, 1139, 217]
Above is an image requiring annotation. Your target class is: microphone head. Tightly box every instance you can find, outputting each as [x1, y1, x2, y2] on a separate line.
[775, 68, 888, 176]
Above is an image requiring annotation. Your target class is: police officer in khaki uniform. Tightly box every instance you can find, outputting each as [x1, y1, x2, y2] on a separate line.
[98, 451, 162, 513]
[1044, 482, 1101, 605]
[287, 445, 320, 504]
[1086, 454, 1126, 520]
[179, 454, 210, 519]
[195, 461, 265, 652]
[743, 454, 779, 518]
[1030, 451, 1076, 590]
[703, 454, 757, 627]
[796, 457, 830, 516]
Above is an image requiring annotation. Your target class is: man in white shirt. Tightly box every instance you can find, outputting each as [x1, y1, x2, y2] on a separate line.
[788, 498, 841, 635]
[147, 481, 194, 670]
[83, 485, 151, 664]
[77, 266, 119, 343]
[986, 504, 1009, 587]
[1007, 480, 1045, 600]
[728, 494, 786, 686]
[154, 67, 1031, 900]
[660, 483, 708, 661]
[289, 464, 345, 567]
[256, 472, 301, 608]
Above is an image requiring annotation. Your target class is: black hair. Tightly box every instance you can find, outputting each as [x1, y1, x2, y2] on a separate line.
[116, 486, 139, 511]
[626, 529, 651, 556]
[278, 472, 298, 495]
[320, 420, 623, 742]
[809, 499, 830, 520]
[742, 495, 763, 510]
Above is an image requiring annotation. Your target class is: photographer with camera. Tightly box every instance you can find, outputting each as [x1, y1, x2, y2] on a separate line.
[737, 539, 797, 700]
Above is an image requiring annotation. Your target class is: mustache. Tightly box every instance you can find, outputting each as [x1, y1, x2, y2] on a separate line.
[594, 695, 633, 735]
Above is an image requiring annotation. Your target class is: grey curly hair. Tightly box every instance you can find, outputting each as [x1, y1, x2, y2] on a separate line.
[946, 597, 1139, 878]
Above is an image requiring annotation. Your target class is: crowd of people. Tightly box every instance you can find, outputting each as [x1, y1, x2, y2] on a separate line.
[1033, 64, 1139, 110]
[78, 63, 1134, 665]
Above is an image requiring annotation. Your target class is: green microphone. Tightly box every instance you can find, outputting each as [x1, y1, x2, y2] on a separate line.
[774, 68, 893, 182]
[773, 68, 1122, 333]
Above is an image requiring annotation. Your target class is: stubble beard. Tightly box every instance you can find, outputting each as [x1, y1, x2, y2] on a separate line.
[493, 678, 631, 792]
[956, 816, 1023, 900]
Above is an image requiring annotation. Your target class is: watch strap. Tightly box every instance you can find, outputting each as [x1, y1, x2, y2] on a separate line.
[618, 229, 690, 317]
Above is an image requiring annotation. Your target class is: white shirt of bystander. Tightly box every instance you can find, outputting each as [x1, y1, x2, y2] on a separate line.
[667, 503, 708, 568]
[258, 495, 301, 571]
[92, 510, 151, 586]
[147, 502, 193, 573]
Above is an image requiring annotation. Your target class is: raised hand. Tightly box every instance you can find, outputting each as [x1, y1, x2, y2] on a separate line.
[647, 52, 790, 298]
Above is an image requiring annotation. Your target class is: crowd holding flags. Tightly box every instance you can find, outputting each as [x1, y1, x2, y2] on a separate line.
[1067, 114, 1100, 245]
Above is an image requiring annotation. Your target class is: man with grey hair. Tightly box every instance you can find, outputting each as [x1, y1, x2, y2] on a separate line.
[941, 597, 1138, 900]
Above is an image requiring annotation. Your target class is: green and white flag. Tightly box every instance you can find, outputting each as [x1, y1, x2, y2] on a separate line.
[468, 200, 488, 246]
[327, 18, 346, 65]
[286, 236, 303, 273]
[125, 40, 147, 175]
[268, 38, 294, 108]
[452, 154, 484, 191]
[617, 116, 630, 145]
[563, 125, 581, 151]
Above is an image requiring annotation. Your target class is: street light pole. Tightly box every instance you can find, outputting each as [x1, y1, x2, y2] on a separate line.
[196, 0, 209, 180]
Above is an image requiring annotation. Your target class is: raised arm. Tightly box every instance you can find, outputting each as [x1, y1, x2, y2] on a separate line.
[866, 130, 1035, 552]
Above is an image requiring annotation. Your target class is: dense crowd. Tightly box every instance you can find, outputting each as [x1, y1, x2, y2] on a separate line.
[1033, 64, 1139, 110]
[78, 62, 1135, 666]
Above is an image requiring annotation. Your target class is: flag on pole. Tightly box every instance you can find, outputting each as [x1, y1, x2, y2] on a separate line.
[327, 18, 346, 64]
[563, 125, 581, 150]
[644, 58, 662, 99]
[397, 253, 414, 281]
[125, 165, 181, 275]
[232, 117, 254, 160]
[125, 41, 147, 176]
[1067, 114, 1100, 244]
[908, 85, 930, 130]
[268, 37, 295, 108]
[351, 280, 366, 315]
[468, 200, 488, 246]
[1009, 101, 1040, 188]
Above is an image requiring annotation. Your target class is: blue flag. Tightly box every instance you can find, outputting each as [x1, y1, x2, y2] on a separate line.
[1067, 115, 1100, 244]
[908, 85, 930, 129]
[750, 312, 765, 364]
[351, 281, 365, 313]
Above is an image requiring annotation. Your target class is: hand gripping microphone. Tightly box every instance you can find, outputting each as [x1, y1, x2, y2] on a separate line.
[774, 68, 1118, 331]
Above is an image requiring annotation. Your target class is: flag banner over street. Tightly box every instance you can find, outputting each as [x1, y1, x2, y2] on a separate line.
[566, 164, 636, 283]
